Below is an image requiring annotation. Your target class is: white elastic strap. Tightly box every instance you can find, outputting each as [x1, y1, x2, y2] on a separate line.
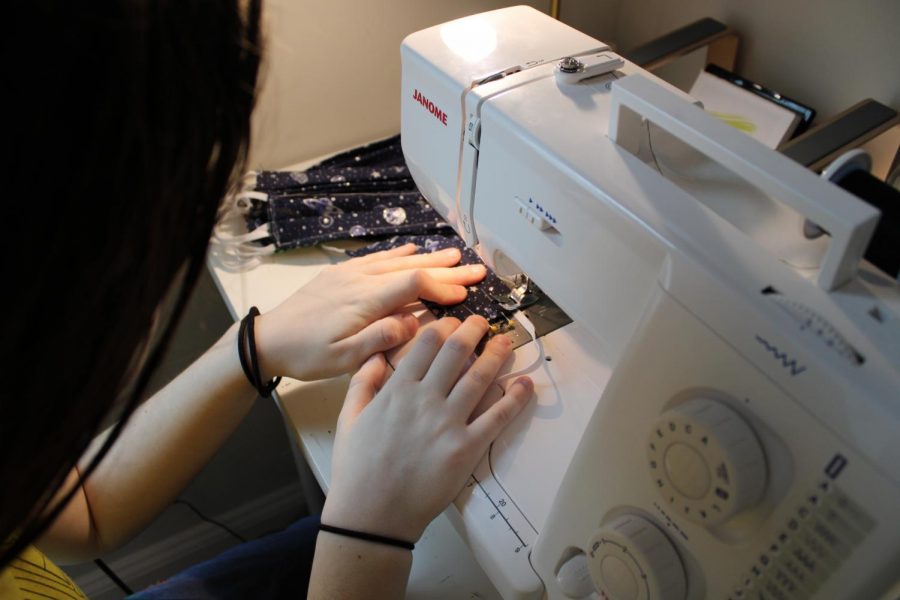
[318, 243, 349, 255]
[213, 222, 272, 244]
[242, 170, 259, 188]
[236, 190, 269, 202]
[208, 238, 276, 270]
[209, 221, 276, 269]
[229, 190, 269, 215]
[497, 310, 545, 384]
[208, 180, 274, 270]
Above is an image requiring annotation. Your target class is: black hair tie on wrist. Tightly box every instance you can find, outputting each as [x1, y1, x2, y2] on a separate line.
[237, 306, 281, 398]
[318, 523, 415, 551]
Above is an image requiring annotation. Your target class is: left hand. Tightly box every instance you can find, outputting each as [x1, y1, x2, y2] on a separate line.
[254, 243, 486, 381]
[322, 315, 534, 543]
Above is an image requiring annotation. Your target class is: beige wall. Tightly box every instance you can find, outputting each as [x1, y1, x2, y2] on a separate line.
[250, 0, 899, 169]
[611, 0, 900, 119]
[558, 0, 623, 44]
[250, 0, 547, 169]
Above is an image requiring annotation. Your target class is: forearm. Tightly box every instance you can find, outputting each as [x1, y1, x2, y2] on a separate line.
[36, 246, 489, 564]
[308, 532, 412, 599]
[40, 322, 257, 561]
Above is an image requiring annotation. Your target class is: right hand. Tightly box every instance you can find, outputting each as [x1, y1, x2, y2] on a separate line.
[322, 315, 534, 543]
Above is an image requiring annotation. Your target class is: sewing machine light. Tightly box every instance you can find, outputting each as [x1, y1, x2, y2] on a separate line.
[439, 17, 497, 63]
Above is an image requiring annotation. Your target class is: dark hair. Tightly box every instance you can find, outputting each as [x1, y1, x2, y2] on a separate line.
[2, 0, 262, 566]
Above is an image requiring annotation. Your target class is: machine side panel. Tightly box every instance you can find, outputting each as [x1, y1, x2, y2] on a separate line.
[532, 264, 900, 599]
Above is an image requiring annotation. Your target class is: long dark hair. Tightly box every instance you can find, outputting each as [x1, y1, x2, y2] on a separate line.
[2, 0, 262, 566]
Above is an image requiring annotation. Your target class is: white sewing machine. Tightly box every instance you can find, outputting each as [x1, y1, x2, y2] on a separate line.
[400, 6, 900, 600]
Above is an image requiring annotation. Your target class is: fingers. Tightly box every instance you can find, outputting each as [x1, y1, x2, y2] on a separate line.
[337, 313, 419, 367]
[344, 243, 418, 266]
[384, 312, 434, 367]
[392, 318, 460, 381]
[422, 316, 490, 395]
[362, 247, 463, 274]
[466, 382, 505, 424]
[446, 333, 513, 416]
[418, 264, 487, 286]
[342, 353, 388, 422]
[349, 253, 487, 319]
[374, 270, 468, 311]
[467, 376, 534, 446]
[412, 268, 486, 305]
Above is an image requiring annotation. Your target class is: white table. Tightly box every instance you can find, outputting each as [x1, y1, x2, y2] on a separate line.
[207, 188, 502, 598]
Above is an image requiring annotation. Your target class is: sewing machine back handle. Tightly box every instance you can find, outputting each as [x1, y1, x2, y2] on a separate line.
[608, 74, 880, 292]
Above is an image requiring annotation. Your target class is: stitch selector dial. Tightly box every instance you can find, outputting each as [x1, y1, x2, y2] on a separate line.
[586, 514, 686, 600]
[647, 398, 766, 526]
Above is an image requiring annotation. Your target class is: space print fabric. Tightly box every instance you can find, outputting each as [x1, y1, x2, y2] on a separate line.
[243, 135, 449, 250]
[254, 164, 413, 195]
[229, 135, 521, 326]
[263, 198, 450, 249]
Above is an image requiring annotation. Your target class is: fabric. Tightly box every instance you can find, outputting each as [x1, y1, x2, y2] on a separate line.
[242, 135, 449, 251]
[0, 545, 88, 600]
[254, 165, 414, 196]
[128, 515, 320, 600]
[263, 196, 449, 250]
[237, 137, 521, 327]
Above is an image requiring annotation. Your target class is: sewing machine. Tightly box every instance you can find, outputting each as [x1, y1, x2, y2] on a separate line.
[400, 6, 900, 599]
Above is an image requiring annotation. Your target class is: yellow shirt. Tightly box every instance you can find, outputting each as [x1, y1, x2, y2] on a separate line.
[0, 545, 87, 600]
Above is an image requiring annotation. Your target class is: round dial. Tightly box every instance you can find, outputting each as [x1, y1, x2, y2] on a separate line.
[647, 397, 766, 526]
[585, 514, 686, 600]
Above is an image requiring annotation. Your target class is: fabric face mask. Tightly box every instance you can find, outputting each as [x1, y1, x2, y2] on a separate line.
[212, 135, 449, 267]
[236, 188, 452, 252]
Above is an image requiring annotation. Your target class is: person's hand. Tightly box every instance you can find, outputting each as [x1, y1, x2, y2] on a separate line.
[254, 243, 486, 381]
[322, 315, 534, 543]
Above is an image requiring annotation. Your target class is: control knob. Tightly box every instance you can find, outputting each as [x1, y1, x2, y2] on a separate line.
[647, 397, 766, 526]
[585, 514, 686, 600]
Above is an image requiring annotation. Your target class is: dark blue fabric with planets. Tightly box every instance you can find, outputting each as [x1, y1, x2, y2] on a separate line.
[246, 135, 514, 325]
[246, 135, 449, 247]
[255, 165, 413, 195]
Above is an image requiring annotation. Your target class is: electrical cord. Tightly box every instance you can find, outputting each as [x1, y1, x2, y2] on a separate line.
[175, 499, 248, 543]
[93, 558, 133, 595]
[85, 500, 247, 596]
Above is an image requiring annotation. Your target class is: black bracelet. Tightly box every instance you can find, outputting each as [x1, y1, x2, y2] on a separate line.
[318, 523, 415, 551]
[237, 312, 255, 387]
[237, 306, 281, 398]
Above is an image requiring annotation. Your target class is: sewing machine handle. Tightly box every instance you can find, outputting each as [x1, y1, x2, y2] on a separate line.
[608, 74, 880, 291]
